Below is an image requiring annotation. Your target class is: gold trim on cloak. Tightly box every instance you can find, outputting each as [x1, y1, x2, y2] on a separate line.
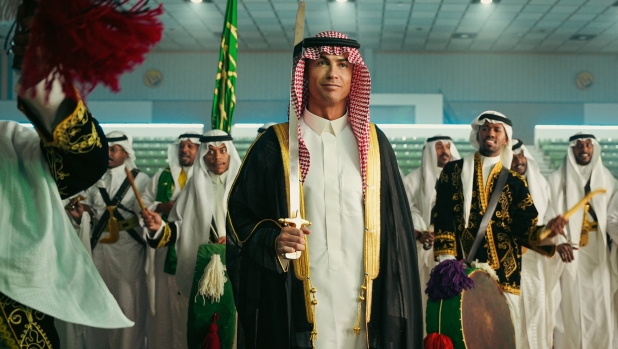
[272, 123, 318, 345]
[354, 123, 381, 343]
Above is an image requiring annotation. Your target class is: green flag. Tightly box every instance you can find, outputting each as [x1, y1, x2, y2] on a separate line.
[211, 0, 237, 134]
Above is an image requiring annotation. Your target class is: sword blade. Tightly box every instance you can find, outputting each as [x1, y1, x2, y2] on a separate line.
[285, 1, 305, 260]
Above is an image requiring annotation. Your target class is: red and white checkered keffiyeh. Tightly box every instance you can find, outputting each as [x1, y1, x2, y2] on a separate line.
[291, 31, 372, 191]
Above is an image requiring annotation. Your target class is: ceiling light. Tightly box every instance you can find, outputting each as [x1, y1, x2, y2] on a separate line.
[451, 33, 477, 39]
[480, 0, 493, 3]
[569, 34, 596, 41]
[336, 0, 348, 2]
[190, 0, 203, 3]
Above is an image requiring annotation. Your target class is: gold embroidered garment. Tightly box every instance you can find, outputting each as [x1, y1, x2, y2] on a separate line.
[0, 294, 56, 349]
[433, 153, 555, 294]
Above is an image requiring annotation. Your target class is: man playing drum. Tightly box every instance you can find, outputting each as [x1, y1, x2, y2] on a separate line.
[432, 111, 567, 347]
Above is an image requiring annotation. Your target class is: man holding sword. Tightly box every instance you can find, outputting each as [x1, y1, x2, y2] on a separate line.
[227, 30, 423, 349]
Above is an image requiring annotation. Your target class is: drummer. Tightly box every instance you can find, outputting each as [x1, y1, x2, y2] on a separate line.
[432, 111, 566, 344]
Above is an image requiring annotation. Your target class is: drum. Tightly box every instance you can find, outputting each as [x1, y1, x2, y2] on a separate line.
[425, 268, 515, 349]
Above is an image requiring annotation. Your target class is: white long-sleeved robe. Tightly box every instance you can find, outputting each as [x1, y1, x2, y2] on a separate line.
[55, 194, 93, 349]
[84, 164, 150, 349]
[300, 110, 366, 349]
[0, 80, 131, 333]
[549, 160, 617, 349]
[518, 173, 559, 349]
[142, 168, 191, 349]
[402, 167, 438, 336]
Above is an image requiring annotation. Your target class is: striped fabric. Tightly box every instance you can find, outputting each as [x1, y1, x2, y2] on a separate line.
[291, 31, 372, 194]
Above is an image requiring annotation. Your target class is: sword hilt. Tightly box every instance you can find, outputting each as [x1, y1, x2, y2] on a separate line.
[278, 213, 311, 260]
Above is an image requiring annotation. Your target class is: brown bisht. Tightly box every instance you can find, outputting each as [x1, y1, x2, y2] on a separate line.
[226, 124, 423, 349]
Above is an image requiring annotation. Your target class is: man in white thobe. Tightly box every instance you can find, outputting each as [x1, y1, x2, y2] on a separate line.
[510, 139, 558, 349]
[141, 132, 200, 349]
[549, 133, 618, 349]
[402, 135, 460, 335]
[142, 129, 242, 348]
[81, 131, 150, 349]
[226, 31, 423, 349]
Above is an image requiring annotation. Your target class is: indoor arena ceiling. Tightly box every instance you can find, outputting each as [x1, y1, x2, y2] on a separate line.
[3, 0, 618, 53]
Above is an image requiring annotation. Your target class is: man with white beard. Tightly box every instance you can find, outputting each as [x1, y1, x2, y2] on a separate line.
[141, 133, 200, 349]
[510, 139, 558, 349]
[402, 135, 460, 335]
[548, 133, 618, 349]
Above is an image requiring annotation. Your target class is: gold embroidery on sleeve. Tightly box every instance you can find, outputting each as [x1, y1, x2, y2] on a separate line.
[475, 153, 501, 270]
[44, 148, 69, 197]
[495, 186, 512, 224]
[517, 193, 534, 210]
[46, 100, 102, 153]
[434, 230, 457, 256]
[498, 233, 517, 278]
[157, 223, 173, 248]
[500, 282, 521, 295]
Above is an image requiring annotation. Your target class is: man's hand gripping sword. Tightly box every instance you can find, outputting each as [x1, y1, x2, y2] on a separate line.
[279, 212, 311, 259]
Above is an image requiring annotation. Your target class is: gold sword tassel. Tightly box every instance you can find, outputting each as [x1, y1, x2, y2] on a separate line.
[100, 206, 120, 244]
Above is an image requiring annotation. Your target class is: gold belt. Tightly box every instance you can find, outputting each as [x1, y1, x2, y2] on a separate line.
[103, 216, 139, 232]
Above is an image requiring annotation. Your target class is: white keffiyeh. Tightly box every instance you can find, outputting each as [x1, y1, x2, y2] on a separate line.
[169, 129, 241, 296]
[461, 111, 513, 227]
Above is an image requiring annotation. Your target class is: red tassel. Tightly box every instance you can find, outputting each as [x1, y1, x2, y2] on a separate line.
[202, 313, 220, 349]
[424, 333, 454, 349]
[21, 0, 163, 99]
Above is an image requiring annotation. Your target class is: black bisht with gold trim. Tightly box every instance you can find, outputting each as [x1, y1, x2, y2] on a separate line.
[226, 123, 423, 349]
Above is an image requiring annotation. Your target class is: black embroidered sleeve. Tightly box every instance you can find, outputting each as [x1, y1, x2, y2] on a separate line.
[18, 97, 109, 199]
[146, 222, 178, 249]
[433, 160, 461, 257]
[508, 171, 555, 256]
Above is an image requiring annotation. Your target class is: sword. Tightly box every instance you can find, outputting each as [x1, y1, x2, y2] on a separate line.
[278, 1, 310, 260]
[538, 188, 606, 244]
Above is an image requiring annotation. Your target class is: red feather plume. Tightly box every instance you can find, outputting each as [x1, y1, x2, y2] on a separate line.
[21, 0, 163, 99]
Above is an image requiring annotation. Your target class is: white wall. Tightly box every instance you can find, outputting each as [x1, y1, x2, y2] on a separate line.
[3, 50, 618, 144]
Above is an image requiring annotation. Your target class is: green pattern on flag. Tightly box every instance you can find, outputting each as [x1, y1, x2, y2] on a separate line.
[211, 0, 237, 134]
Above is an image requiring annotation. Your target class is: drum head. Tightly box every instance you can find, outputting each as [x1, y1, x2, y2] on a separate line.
[461, 271, 516, 349]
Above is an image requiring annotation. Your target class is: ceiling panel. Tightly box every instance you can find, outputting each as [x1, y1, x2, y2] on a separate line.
[557, 0, 586, 5]
[386, 3, 411, 10]
[549, 5, 578, 13]
[149, 0, 618, 53]
[413, 4, 441, 11]
[441, 4, 468, 11]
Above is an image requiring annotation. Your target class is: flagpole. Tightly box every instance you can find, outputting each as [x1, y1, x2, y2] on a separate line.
[211, 0, 237, 133]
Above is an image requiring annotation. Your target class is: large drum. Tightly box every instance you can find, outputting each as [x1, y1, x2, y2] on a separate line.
[425, 268, 515, 349]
